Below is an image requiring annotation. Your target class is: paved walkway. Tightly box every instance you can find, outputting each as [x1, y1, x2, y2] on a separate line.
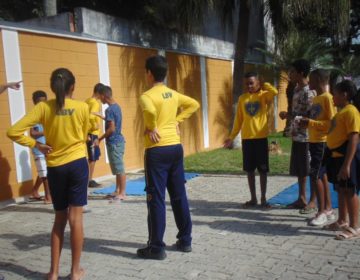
[1, 175, 360, 280]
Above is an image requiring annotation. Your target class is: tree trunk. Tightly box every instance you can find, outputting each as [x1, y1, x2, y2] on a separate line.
[232, 0, 251, 101]
[230, 1, 251, 148]
[43, 0, 57, 17]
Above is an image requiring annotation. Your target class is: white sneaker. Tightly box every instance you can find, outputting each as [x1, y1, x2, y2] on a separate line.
[83, 206, 92, 213]
[325, 210, 336, 222]
[309, 213, 327, 226]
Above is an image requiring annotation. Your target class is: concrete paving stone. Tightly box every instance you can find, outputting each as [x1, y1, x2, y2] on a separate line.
[329, 271, 351, 280]
[1, 175, 360, 280]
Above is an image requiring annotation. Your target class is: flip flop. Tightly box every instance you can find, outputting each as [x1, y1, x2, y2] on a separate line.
[299, 206, 318, 215]
[260, 202, 272, 209]
[28, 196, 44, 201]
[242, 200, 257, 209]
[323, 221, 349, 231]
[335, 226, 360, 240]
[285, 200, 306, 209]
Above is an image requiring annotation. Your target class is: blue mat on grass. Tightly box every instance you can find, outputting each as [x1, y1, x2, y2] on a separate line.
[268, 177, 338, 208]
[91, 173, 199, 196]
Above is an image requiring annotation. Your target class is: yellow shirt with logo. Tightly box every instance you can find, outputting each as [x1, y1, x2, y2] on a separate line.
[85, 97, 101, 135]
[139, 84, 200, 149]
[308, 92, 336, 143]
[327, 104, 360, 155]
[7, 98, 89, 167]
[229, 83, 278, 140]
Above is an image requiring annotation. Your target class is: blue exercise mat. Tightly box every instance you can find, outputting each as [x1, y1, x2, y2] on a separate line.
[268, 177, 338, 208]
[91, 172, 199, 196]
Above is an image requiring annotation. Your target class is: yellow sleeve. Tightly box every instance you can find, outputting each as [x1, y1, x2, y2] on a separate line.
[88, 101, 100, 133]
[229, 98, 243, 140]
[7, 103, 43, 148]
[308, 119, 331, 132]
[263, 82, 278, 103]
[82, 104, 90, 142]
[176, 94, 200, 123]
[139, 95, 157, 130]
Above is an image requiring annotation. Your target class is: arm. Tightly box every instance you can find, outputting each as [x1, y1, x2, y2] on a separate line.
[139, 95, 157, 130]
[92, 112, 105, 120]
[7, 103, 52, 154]
[338, 132, 359, 180]
[224, 99, 243, 148]
[176, 94, 200, 123]
[99, 120, 115, 142]
[139, 95, 161, 143]
[263, 82, 278, 104]
[30, 127, 44, 139]
[88, 102, 101, 132]
[0, 81, 21, 94]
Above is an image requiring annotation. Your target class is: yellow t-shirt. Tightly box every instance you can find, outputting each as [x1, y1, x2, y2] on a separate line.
[85, 97, 101, 135]
[139, 84, 200, 149]
[327, 104, 360, 154]
[7, 98, 89, 167]
[308, 92, 336, 143]
[229, 83, 278, 140]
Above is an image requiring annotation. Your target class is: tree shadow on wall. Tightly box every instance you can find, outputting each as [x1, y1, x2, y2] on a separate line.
[19, 150, 33, 196]
[115, 47, 158, 163]
[213, 78, 233, 144]
[167, 54, 203, 153]
[0, 150, 13, 201]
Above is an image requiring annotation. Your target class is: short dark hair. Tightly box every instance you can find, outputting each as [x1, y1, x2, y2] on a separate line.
[334, 80, 358, 108]
[310, 69, 330, 84]
[244, 72, 258, 79]
[93, 83, 105, 93]
[145, 55, 168, 82]
[291, 59, 311, 77]
[32, 90, 47, 104]
[99, 85, 112, 98]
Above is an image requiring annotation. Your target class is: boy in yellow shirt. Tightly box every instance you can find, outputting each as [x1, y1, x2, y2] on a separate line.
[300, 69, 336, 226]
[137, 55, 199, 260]
[85, 83, 103, 188]
[224, 72, 278, 208]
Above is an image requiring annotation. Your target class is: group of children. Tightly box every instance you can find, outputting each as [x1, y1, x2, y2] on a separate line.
[3, 55, 360, 278]
[225, 58, 360, 241]
[6, 55, 199, 278]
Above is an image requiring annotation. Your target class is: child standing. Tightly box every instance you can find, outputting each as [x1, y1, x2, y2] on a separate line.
[224, 72, 278, 208]
[29, 90, 52, 204]
[279, 59, 316, 212]
[300, 69, 336, 225]
[96, 85, 126, 201]
[137, 55, 199, 260]
[85, 83, 104, 188]
[324, 80, 360, 240]
[7, 68, 89, 280]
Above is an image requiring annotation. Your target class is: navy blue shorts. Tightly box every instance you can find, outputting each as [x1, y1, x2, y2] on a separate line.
[87, 134, 101, 162]
[47, 157, 89, 211]
[309, 142, 326, 180]
[242, 138, 269, 173]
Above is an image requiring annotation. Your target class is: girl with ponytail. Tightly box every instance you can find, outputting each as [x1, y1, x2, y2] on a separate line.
[324, 80, 360, 240]
[7, 68, 89, 279]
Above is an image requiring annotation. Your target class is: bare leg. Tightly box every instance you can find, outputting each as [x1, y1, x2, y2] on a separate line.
[315, 178, 325, 213]
[68, 206, 85, 280]
[115, 173, 127, 199]
[345, 189, 359, 229]
[88, 161, 95, 181]
[42, 177, 52, 203]
[298, 176, 307, 206]
[323, 175, 333, 211]
[259, 172, 267, 204]
[307, 178, 317, 208]
[31, 176, 42, 198]
[48, 210, 68, 280]
[247, 172, 257, 203]
[337, 189, 348, 224]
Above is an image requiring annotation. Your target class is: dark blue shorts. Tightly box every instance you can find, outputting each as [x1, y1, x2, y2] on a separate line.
[87, 134, 101, 162]
[47, 157, 89, 211]
[309, 142, 326, 180]
[242, 138, 269, 173]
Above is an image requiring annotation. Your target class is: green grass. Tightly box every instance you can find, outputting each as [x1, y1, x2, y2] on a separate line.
[184, 132, 292, 175]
